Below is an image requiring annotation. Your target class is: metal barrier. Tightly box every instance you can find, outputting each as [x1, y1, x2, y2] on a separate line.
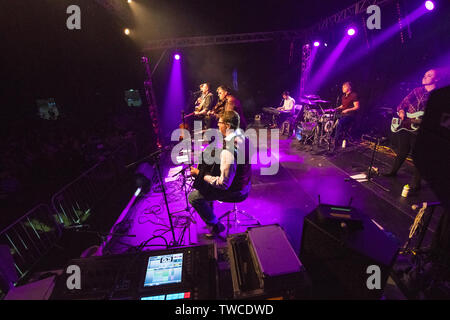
[51, 140, 137, 227]
[0, 204, 61, 282]
[0, 139, 138, 289]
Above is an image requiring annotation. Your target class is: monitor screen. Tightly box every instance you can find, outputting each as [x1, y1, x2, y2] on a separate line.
[36, 98, 60, 120]
[125, 89, 142, 107]
[143, 253, 183, 287]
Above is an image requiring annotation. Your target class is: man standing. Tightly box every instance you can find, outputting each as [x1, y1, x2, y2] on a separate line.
[383, 69, 442, 192]
[189, 111, 251, 237]
[334, 82, 360, 149]
[194, 83, 214, 129]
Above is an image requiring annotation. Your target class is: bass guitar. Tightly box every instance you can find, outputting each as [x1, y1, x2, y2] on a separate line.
[391, 111, 424, 133]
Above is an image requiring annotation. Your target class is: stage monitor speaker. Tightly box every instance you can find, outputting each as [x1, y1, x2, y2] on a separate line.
[299, 204, 398, 299]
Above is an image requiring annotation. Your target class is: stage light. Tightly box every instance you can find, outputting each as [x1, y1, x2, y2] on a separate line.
[313, 41, 320, 47]
[124, 28, 130, 35]
[425, 1, 435, 11]
[174, 54, 181, 60]
[324, 43, 328, 47]
[127, 0, 132, 3]
[347, 28, 356, 36]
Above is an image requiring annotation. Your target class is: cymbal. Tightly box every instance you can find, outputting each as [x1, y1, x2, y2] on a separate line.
[303, 94, 320, 99]
[298, 97, 313, 104]
[310, 99, 330, 104]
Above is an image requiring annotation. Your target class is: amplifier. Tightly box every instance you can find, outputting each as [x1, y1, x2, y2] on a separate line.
[228, 224, 310, 299]
[316, 204, 363, 231]
[300, 205, 399, 299]
[50, 244, 216, 300]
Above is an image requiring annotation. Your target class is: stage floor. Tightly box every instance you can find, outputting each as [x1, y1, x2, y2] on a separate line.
[50, 133, 444, 299]
[105, 135, 442, 255]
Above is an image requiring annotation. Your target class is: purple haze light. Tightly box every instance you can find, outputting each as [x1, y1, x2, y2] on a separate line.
[347, 28, 356, 36]
[313, 41, 320, 47]
[174, 54, 181, 60]
[425, 1, 434, 11]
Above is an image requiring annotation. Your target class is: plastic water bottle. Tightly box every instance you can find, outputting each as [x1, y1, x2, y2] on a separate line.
[401, 184, 410, 197]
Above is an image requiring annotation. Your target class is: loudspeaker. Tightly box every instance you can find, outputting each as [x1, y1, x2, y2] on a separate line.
[299, 205, 398, 299]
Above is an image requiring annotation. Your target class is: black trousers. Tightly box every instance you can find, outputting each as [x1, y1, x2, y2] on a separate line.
[391, 130, 421, 188]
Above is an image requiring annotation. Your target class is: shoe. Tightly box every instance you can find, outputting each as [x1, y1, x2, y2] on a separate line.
[382, 171, 397, 177]
[205, 222, 225, 238]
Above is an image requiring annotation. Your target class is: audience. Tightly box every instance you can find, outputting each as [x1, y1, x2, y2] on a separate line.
[0, 116, 137, 228]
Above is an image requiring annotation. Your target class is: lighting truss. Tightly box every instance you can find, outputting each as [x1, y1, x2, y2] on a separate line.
[142, 0, 395, 51]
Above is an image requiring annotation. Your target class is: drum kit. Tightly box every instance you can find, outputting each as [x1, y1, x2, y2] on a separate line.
[295, 94, 340, 150]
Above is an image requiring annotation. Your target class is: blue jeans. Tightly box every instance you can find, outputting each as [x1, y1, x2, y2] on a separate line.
[334, 116, 354, 146]
[188, 186, 250, 225]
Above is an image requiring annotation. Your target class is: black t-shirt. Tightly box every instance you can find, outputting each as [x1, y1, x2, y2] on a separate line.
[341, 92, 359, 116]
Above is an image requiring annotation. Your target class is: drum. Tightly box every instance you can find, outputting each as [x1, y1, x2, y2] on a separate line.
[304, 109, 319, 122]
[295, 122, 317, 141]
[320, 112, 334, 123]
[323, 120, 335, 133]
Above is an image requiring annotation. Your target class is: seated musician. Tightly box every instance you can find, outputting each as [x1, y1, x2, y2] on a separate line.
[275, 91, 295, 128]
[208, 85, 247, 129]
[188, 110, 251, 237]
[333, 81, 360, 149]
[263, 91, 295, 128]
[194, 82, 214, 129]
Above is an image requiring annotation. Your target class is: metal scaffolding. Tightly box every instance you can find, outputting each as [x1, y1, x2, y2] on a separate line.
[142, 0, 395, 51]
[142, 30, 306, 51]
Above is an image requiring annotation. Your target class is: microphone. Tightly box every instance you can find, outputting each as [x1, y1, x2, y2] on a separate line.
[191, 90, 201, 95]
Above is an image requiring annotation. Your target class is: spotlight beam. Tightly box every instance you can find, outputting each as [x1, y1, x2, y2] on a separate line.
[333, 4, 431, 77]
[307, 36, 351, 93]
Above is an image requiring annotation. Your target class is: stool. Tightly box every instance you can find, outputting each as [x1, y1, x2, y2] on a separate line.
[218, 195, 260, 236]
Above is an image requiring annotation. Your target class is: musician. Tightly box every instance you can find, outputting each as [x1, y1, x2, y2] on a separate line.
[383, 69, 442, 192]
[275, 91, 295, 128]
[194, 83, 214, 129]
[188, 110, 251, 237]
[208, 85, 247, 129]
[334, 82, 360, 148]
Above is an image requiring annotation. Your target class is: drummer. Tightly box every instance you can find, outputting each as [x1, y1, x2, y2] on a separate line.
[334, 81, 360, 149]
[272, 91, 295, 128]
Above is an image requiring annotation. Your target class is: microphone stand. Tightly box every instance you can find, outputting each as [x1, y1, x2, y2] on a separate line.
[346, 135, 390, 192]
[125, 147, 180, 247]
[153, 151, 179, 246]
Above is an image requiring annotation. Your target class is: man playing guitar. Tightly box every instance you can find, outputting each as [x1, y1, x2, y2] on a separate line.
[194, 83, 214, 129]
[383, 69, 442, 192]
[208, 85, 247, 129]
[188, 110, 251, 237]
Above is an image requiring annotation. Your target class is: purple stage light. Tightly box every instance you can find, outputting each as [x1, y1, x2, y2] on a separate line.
[347, 28, 356, 36]
[313, 41, 320, 47]
[425, 1, 434, 11]
[174, 54, 181, 60]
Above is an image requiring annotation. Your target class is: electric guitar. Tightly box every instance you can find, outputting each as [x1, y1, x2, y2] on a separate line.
[391, 111, 424, 133]
[191, 149, 221, 195]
